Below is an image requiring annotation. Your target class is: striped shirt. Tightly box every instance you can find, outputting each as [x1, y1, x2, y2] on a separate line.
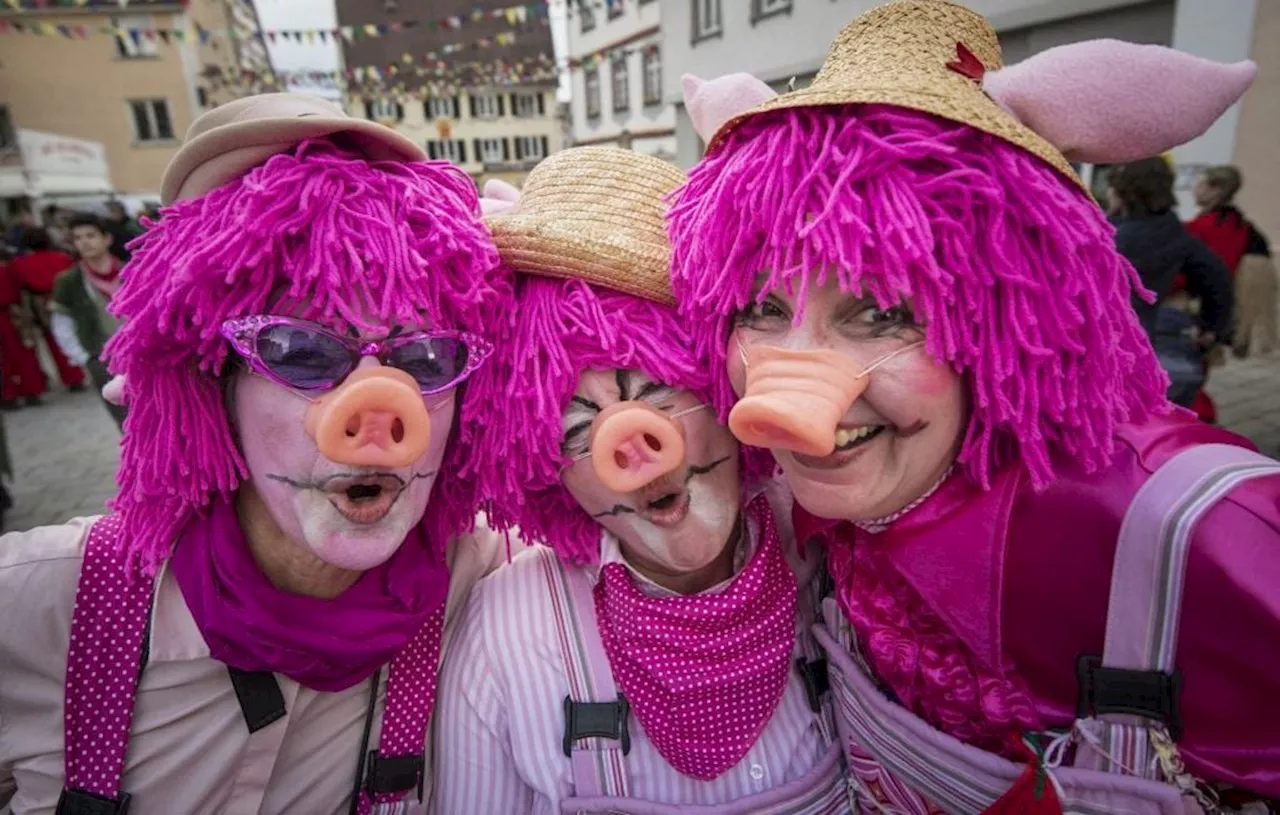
[429, 493, 833, 813]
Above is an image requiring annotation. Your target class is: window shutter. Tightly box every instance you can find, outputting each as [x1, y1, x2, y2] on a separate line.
[364, 100, 374, 120]
[426, 141, 437, 160]
[469, 95, 477, 118]
[395, 103, 405, 122]
[457, 140, 467, 163]
[497, 95, 506, 117]
[502, 138, 510, 161]
[510, 93, 519, 115]
[474, 139, 482, 162]
[537, 93, 546, 115]
[451, 95, 460, 118]
[514, 138, 524, 160]
[540, 136, 549, 157]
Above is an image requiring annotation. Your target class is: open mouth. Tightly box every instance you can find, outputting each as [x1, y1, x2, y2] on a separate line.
[324, 474, 405, 525]
[636, 487, 692, 528]
[834, 424, 886, 451]
[793, 424, 889, 470]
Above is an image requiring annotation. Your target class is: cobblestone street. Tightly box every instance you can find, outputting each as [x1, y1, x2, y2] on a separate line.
[1, 355, 1276, 535]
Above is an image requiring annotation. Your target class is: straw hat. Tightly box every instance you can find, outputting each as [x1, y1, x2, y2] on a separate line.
[161, 93, 425, 204]
[707, 0, 1082, 189]
[484, 146, 685, 305]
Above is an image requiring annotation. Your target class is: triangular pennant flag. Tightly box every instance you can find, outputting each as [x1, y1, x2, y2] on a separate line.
[75, 25, 88, 38]
[157, 29, 170, 44]
[364, 24, 378, 37]
[388, 21, 401, 33]
[306, 30, 317, 43]
[402, 51, 412, 64]
[143, 29, 156, 41]
[129, 29, 141, 46]
[505, 7, 517, 24]
[318, 29, 328, 42]
[340, 26, 354, 42]
[267, 31, 277, 42]
[516, 5, 528, 23]
[174, 27, 186, 42]
[56, 24, 73, 39]
[196, 23, 210, 44]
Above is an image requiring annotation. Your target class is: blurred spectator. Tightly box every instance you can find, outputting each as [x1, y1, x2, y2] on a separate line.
[41, 205, 74, 253]
[5, 209, 35, 252]
[0, 247, 47, 409]
[51, 214, 126, 430]
[1188, 165, 1277, 357]
[9, 228, 87, 392]
[1108, 157, 1233, 410]
[102, 200, 143, 263]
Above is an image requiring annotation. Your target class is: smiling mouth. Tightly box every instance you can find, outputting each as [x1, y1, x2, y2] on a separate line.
[793, 423, 890, 470]
[324, 475, 406, 525]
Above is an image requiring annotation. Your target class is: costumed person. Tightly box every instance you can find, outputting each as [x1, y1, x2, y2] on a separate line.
[0, 94, 512, 814]
[50, 214, 129, 430]
[9, 228, 87, 393]
[1188, 165, 1278, 359]
[0, 247, 47, 409]
[669, 2, 1279, 812]
[1107, 157, 1234, 410]
[431, 147, 850, 814]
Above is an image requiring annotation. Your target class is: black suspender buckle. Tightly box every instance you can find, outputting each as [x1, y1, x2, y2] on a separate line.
[562, 693, 631, 757]
[1075, 654, 1184, 740]
[364, 751, 426, 802]
[797, 657, 830, 713]
[56, 788, 132, 815]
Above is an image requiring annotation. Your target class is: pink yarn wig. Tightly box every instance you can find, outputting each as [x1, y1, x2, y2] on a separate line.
[461, 275, 716, 564]
[104, 139, 508, 574]
[668, 105, 1170, 490]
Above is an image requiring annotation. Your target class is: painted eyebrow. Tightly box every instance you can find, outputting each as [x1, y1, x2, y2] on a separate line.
[635, 380, 675, 401]
[562, 419, 593, 449]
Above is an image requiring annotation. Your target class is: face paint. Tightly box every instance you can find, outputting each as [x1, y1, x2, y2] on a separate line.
[729, 275, 966, 522]
[560, 368, 741, 578]
[231, 316, 460, 571]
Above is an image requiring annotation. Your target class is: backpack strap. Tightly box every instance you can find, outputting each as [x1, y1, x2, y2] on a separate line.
[58, 516, 156, 815]
[356, 603, 448, 815]
[1077, 443, 1280, 741]
[540, 548, 632, 799]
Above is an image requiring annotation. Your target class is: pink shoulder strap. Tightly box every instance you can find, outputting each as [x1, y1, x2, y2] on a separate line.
[61, 515, 155, 813]
[1104, 443, 1280, 672]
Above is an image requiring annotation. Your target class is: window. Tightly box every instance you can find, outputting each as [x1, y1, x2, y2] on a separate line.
[129, 99, 174, 143]
[470, 93, 503, 120]
[606, 0, 624, 20]
[426, 139, 467, 164]
[511, 91, 543, 118]
[750, 0, 792, 24]
[579, 0, 596, 33]
[0, 106, 15, 151]
[113, 15, 158, 59]
[364, 99, 403, 122]
[642, 47, 662, 106]
[692, 0, 722, 42]
[611, 53, 630, 113]
[196, 87, 209, 109]
[474, 137, 508, 165]
[514, 136, 548, 163]
[585, 68, 601, 119]
[425, 95, 459, 120]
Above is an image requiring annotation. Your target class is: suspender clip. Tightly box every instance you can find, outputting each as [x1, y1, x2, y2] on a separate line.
[1075, 654, 1184, 740]
[797, 656, 830, 713]
[55, 788, 132, 815]
[562, 693, 632, 757]
[363, 751, 426, 802]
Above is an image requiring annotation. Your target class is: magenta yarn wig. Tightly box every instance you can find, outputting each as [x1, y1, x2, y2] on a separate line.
[461, 275, 713, 564]
[105, 139, 507, 574]
[668, 105, 1169, 490]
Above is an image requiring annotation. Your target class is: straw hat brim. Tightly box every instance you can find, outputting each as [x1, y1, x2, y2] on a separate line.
[709, 82, 1081, 189]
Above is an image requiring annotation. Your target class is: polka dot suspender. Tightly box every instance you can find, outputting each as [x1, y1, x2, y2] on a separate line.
[59, 515, 155, 815]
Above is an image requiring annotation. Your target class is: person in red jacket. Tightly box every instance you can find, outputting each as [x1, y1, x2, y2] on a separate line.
[8, 228, 86, 391]
[0, 250, 47, 408]
[1189, 165, 1277, 358]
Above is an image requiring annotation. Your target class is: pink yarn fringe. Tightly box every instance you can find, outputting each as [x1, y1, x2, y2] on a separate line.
[104, 139, 508, 574]
[461, 276, 718, 564]
[668, 106, 1169, 490]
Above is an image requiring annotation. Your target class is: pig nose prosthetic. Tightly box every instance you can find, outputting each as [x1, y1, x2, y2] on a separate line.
[729, 341, 923, 456]
[588, 401, 689, 493]
[304, 367, 431, 468]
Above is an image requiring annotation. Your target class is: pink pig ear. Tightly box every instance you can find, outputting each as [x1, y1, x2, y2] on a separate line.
[984, 39, 1256, 164]
[479, 178, 521, 216]
[102, 375, 127, 407]
[682, 72, 778, 143]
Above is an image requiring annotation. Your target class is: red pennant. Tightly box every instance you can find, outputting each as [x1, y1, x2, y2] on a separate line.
[267, 31, 277, 43]
[946, 41, 985, 82]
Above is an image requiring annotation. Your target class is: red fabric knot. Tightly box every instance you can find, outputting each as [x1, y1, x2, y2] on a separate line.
[947, 42, 986, 82]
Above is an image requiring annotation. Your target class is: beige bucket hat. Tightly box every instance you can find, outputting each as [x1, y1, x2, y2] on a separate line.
[707, 0, 1082, 188]
[160, 93, 425, 204]
[484, 147, 686, 305]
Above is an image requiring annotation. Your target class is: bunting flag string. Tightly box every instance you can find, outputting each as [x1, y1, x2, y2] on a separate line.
[569, 39, 657, 71]
[201, 54, 558, 96]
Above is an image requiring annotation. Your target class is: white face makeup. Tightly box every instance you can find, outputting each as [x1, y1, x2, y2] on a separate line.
[232, 319, 456, 572]
[560, 369, 741, 581]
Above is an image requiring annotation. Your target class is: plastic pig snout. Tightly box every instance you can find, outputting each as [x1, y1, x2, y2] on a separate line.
[588, 401, 687, 493]
[728, 345, 867, 457]
[304, 367, 431, 469]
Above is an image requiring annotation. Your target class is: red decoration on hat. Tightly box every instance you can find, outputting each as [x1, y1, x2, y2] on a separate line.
[947, 42, 985, 82]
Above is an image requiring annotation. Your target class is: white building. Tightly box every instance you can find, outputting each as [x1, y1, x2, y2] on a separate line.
[566, 0, 676, 160]
[659, 0, 1280, 239]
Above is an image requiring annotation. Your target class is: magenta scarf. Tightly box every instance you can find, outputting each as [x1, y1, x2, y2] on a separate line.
[170, 497, 450, 692]
[593, 495, 797, 780]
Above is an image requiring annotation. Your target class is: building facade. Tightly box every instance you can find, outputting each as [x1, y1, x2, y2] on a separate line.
[336, 0, 562, 186]
[658, 0, 1280, 241]
[566, 0, 676, 160]
[0, 0, 272, 211]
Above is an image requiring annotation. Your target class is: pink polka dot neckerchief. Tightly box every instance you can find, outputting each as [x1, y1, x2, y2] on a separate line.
[593, 494, 798, 781]
[64, 515, 154, 804]
[852, 465, 955, 534]
[357, 603, 446, 815]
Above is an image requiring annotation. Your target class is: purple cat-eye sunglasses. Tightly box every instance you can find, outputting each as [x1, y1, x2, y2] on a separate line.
[219, 315, 493, 396]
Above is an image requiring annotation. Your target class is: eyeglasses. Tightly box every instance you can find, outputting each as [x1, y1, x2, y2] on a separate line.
[220, 315, 493, 396]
